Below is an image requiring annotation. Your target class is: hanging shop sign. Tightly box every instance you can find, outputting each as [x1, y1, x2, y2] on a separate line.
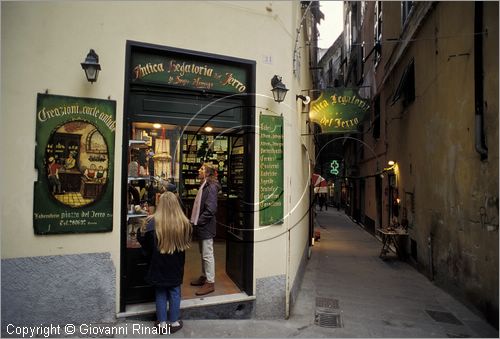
[259, 114, 284, 226]
[309, 88, 370, 133]
[130, 52, 247, 94]
[34, 94, 116, 234]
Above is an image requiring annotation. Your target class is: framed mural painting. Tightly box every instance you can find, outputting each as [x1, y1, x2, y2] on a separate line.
[33, 94, 116, 234]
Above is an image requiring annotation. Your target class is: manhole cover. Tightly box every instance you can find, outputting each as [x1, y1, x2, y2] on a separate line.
[316, 297, 339, 309]
[315, 309, 343, 328]
[425, 310, 463, 325]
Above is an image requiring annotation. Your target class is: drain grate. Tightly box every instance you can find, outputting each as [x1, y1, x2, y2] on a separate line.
[315, 309, 343, 328]
[425, 310, 463, 325]
[315, 297, 342, 328]
[446, 333, 471, 338]
[316, 297, 339, 309]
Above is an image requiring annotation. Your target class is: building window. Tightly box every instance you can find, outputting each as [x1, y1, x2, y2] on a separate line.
[374, 1, 382, 66]
[359, 131, 365, 160]
[360, 1, 366, 25]
[351, 3, 359, 46]
[345, 11, 352, 60]
[357, 44, 364, 85]
[373, 95, 380, 139]
[327, 59, 334, 85]
[401, 1, 413, 27]
[392, 59, 415, 108]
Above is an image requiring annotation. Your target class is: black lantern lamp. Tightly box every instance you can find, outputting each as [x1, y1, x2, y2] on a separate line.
[271, 75, 289, 103]
[81, 49, 101, 83]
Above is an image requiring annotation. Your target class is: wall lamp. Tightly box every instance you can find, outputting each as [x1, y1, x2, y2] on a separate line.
[296, 94, 311, 105]
[384, 160, 397, 171]
[81, 49, 101, 83]
[271, 75, 288, 103]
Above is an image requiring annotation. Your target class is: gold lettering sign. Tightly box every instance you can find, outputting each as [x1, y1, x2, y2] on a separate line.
[309, 88, 370, 133]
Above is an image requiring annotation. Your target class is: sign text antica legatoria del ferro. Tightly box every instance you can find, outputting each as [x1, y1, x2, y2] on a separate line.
[309, 88, 370, 134]
[131, 52, 247, 94]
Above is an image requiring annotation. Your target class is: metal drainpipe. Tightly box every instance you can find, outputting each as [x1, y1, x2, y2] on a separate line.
[474, 1, 488, 160]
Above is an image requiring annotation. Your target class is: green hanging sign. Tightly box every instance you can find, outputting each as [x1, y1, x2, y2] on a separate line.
[309, 88, 370, 133]
[259, 114, 284, 226]
[33, 94, 116, 234]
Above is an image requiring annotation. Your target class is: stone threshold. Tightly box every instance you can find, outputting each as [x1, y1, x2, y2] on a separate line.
[117, 292, 255, 318]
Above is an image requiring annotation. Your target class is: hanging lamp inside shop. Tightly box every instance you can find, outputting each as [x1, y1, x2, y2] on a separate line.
[153, 127, 172, 178]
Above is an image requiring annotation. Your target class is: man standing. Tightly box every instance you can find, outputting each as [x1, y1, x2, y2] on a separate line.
[47, 157, 61, 194]
[190, 163, 220, 296]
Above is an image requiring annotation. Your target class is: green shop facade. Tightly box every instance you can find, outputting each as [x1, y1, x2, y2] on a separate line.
[121, 41, 256, 310]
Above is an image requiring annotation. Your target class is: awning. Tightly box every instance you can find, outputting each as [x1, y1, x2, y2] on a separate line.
[312, 174, 328, 193]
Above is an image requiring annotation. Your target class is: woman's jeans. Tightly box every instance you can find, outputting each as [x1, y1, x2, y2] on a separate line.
[155, 285, 181, 322]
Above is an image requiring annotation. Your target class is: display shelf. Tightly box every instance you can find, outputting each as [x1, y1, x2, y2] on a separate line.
[180, 133, 230, 199]
[127, 213, 148, 220]
[128, 176, 151, 182]
[129, 140, 149, 148]
[226, 137, 245, 232]
[127, 213, 147, 217]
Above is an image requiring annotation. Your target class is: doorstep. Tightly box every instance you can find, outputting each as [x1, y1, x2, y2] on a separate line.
[117, 292, 255, 318]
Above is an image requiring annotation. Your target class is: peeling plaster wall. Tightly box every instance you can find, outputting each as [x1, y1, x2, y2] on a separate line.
[383, 2, 498, 327]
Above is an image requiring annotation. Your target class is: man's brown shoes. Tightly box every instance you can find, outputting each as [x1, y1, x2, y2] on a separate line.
[190, 276, 207, 286]
[195, 282, 215, 296]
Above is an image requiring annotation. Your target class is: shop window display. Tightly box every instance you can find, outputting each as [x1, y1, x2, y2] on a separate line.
[126, 122, 245, 247]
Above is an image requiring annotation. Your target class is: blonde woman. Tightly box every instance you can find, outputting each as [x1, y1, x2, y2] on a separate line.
[137, 191, 192, 334]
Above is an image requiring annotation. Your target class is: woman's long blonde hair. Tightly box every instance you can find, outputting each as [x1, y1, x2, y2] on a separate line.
[151, 191, 192, 254]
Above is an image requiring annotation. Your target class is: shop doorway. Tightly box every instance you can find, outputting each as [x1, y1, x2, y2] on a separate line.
[120, 41, 255, 310]
[123, 121, 253, 305]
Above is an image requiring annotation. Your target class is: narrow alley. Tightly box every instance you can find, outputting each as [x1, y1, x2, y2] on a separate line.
[288, 209, 499, 337]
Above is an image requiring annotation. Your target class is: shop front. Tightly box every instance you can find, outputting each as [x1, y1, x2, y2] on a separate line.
[2, 2, 318, 327]
[120, 41, 256, 311]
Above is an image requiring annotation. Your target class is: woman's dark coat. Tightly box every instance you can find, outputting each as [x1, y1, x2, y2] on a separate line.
[194, 180, 220, 240]
[136, 218, 185, 287]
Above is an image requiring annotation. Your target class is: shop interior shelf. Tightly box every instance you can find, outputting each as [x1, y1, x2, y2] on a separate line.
[128, 176, 151, 182]
[127, 213, 148, 220]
